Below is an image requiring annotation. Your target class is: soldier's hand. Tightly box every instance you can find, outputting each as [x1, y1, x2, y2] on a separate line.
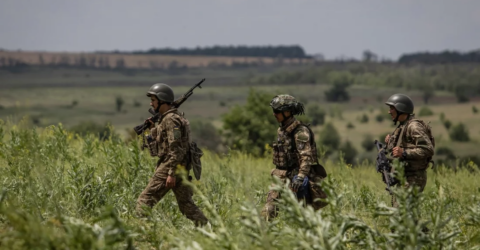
[385, 134, 391, 143]
[291, 176, 304, 192]
[146, 118, 155, 129]
[392, 147, 404, 158]
[166, 175, 176, 188]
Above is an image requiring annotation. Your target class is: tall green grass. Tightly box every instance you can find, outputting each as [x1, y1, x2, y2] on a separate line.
[0, 120, 479, 249]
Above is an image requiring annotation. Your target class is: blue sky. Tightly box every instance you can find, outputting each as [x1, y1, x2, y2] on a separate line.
[1, 0, 479, 60]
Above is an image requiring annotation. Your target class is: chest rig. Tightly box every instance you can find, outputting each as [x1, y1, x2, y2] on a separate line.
[272, 120, 318, 170]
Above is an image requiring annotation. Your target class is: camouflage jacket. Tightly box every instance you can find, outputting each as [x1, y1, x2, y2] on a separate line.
[148, 108, 191, 176]
[386, 115, 434, 171]
[272, 117, 319, 178]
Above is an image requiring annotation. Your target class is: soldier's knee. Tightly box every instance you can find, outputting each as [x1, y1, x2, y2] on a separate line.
[261, 203, 277, 221]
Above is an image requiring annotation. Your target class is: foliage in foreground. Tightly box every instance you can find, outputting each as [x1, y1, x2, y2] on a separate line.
[0, 120, 479, 249]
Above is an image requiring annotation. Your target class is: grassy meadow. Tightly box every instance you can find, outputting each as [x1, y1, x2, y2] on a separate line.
[0, 120, 479, 249]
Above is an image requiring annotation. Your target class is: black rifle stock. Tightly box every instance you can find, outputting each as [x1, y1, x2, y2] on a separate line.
[133, 78, 206, 136]
[374, 140, 398, 194]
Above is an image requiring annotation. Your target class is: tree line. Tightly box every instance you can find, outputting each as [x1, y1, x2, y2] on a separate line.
[99, 45, 308, 58]
[399, 49, 480, 64]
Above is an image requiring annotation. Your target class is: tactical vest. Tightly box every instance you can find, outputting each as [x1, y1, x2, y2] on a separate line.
[387, 118, 435, 172]
[272, 120, 319, 171]
[149, 109, 191, 166]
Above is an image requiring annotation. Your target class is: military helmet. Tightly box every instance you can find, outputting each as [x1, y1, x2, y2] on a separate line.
[385, 93, 414, 114]
[270, 94, 305, 115]
[146, 83, 174, 103]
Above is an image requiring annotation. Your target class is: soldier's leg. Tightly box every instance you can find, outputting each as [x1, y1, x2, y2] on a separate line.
[172, 181, 208, 226]
[308, 176, 328, 210]
[405, 171, 427, 193]
[261, 189, 280, 221]
[136, 169, 170, 216]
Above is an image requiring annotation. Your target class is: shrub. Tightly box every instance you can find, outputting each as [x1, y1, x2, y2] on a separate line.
[190, 120, 222, 152]
[133, 100, 141, 107]
[439, 112, 445, 122]
[436, 146, 456, 160]
[473, 106, 478, 114]
[443, 119, 452, 130]
[70, 121, 115, 140]
[222, 89, 277, 156]
[346, 122, 355, 129]
[319, 122, 340, 153]
[449, 123, 470, 142]
[115, 96, 125, 112]
[219, 101, 226, 107]
[418, 106, 434, 116]
[375, 113, 385, 123]
[339, 140, 357, 164]
[324, 72, 353, 102]
[306, 104, 326, 126]
[361, 134, 375, 152]
[359, 114, 369, 123]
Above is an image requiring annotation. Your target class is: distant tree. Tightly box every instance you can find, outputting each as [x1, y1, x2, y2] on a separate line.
[422, 85, 435, 104]
[449, 123, 470, 142]
[362, 50, 378, 62]
[418, 106, 434, 117]
[359, 114, 369, 123]
[319, 123, 341, 153]
[339, 140, 358, 164]
[325, 72, 353, 102]
[115, 96, 125, 112]
[306, 104, 326, 126]
[473, 106, 478, 114]
[361, 134, 375, 152]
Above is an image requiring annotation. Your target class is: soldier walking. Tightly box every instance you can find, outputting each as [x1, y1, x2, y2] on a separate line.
[261, 95, 328, 220]
[136, 83, 208, 226]
[383, 93, 435, 208]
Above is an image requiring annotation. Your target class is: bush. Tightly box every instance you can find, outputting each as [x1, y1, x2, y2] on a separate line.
[222, 89, 277, 156]
[319, 123, 341, 153]
[361, 134, 375, 152]
[449, 123, 470, 142]
[436, 146, 456, 160]
[439, 112, 445, 122]
[418, 106, 434, 116]
[443, 119, 452, 130]
[339, 140, 357, 164]
[346, 122, 355, 129]
[190, 120, 222, 153]
[359, 114, 369, 123]
[324, 72, 353, 102]
[133, 100, 141, 107]
[375, 113, 385, 123]
[70, 121, 115, 140]
[115, 96, 125, 112]
[306, 104, 326, 126]
[473, 106, 478, 114]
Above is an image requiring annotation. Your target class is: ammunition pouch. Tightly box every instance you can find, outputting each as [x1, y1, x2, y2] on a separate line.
[272, 141, 298, 169]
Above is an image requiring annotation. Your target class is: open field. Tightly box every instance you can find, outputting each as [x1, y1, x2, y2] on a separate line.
[0, 123, 479, 249]
[1, 82, 479, 159]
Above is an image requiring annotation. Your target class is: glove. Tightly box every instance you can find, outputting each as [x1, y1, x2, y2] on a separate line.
[291, 176, 304, 192]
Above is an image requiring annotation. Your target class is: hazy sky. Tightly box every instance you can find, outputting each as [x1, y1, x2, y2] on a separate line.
[1, 0, 479, 60]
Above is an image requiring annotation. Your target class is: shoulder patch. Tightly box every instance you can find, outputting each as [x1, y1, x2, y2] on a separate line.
[295, 128, 310, 142]
[173, 126, 181, 140]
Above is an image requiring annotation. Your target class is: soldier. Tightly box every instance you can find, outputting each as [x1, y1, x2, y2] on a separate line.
[261, 94, 328, 220]
[384, 93, 435, 207]
[136, 83, 208, 226]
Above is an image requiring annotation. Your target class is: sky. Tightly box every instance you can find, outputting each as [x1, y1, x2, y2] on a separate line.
[0, 0, 479, 60]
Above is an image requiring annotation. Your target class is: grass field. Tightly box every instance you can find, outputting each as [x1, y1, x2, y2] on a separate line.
[0, 122, 479, 249]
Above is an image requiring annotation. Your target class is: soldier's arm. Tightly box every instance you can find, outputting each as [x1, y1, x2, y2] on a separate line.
[404, 122, 434, 160]
[294, 126, 315, 178]
[163, 116, 187, 176]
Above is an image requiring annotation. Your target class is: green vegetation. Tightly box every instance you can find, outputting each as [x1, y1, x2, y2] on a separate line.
[0, 121, 479, 249]
[449, 123, 470, 142]
[418, 106, 434, 117]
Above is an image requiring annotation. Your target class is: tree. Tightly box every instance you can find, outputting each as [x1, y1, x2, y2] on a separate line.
[362, 50, 378, 62]
[222, 89, 277, 156]
[361, 134, 375, 152]
[319, 123, 341, 154]
[339, 140, 358, 164]
[449, 123, 470, 142]
[115, 96, 125, 112]
[306, 104, 326, 126]
[422, 85, 435, 104]
[325, 72, 353, 102]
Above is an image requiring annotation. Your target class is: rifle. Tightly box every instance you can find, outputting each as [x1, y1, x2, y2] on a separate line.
[133, 78, 206, 136]
[374, 140, 398, 194]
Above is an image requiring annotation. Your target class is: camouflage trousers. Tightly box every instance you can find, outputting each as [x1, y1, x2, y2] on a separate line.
[261, 169, 328, 221]
[136, 164, 208, 226]
[391, 170, 427, 208]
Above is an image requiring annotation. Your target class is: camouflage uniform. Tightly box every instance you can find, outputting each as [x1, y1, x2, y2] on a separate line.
[136, 108, 208, 226]
[261, 97, 328, 220]
[386, 115, 434, 207]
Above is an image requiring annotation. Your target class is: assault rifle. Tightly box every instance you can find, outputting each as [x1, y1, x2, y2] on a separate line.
[133, 78, 205, 136]
[374, 140, 398, 194]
